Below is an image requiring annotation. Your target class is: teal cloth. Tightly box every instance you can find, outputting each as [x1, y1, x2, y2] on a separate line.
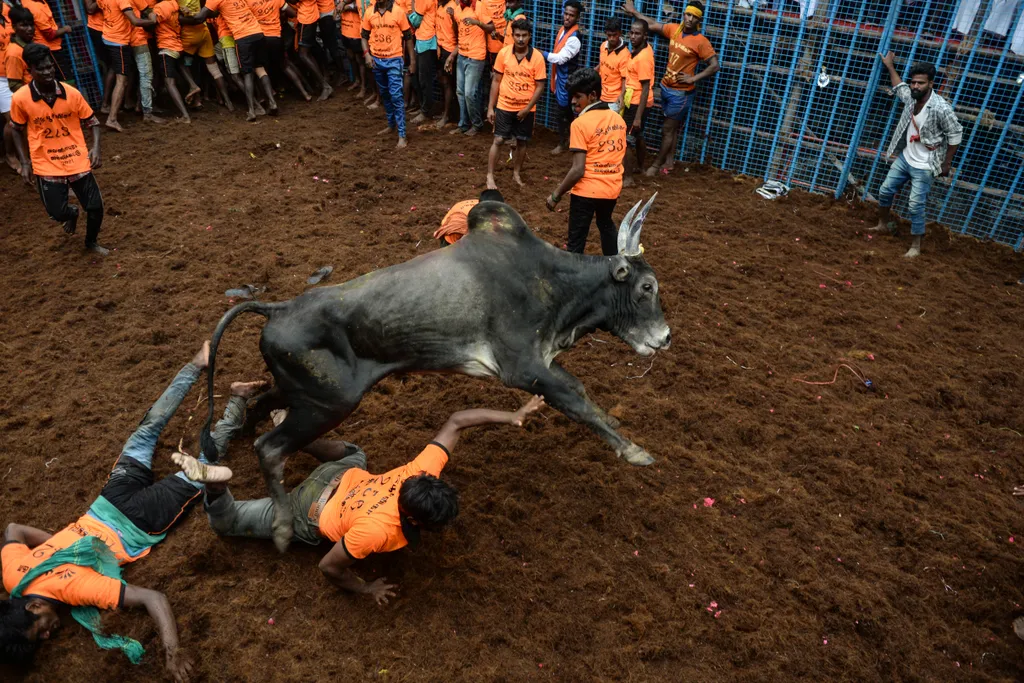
[416, 36, 437, 52]
[87, 495, 165, 559]
[503, 7, 524, 22]
[407, 9, 422, 28]
[10, 536, 145, 664]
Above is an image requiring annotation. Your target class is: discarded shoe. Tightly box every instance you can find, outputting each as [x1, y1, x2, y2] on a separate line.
[307, 265, 334, 285]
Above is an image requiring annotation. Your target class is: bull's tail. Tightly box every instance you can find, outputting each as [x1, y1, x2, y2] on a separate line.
[199, 300, 279, 462]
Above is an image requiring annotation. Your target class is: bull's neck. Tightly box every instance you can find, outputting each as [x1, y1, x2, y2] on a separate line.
[545, 251, 618, 343]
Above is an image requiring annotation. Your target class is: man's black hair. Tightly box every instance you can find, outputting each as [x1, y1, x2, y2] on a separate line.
[631, 17, 649, 34]
[0, 599, 40, 667]
[604, 16, 621, 32]
[479, 189, 505, 203]
[510, 17, 531, 35]
[9, 6, 34, 25]
[23, 43, 53, 70]
[563, 0, 582, 14]
[399, 474, 459, 529]
[908, 63, 936, 81]
[567, 67, 602, 99]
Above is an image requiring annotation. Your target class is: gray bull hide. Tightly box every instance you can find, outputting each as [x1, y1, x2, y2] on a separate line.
[200, 197, 670, 551]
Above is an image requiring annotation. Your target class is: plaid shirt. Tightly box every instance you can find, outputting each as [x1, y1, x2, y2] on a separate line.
[886, 82, 963, 177]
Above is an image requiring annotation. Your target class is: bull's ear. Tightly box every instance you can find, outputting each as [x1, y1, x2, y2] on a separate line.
[611, 257, 631, 282]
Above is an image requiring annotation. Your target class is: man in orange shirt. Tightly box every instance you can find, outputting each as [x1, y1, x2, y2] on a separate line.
[493, 0, 524, 47]
[361, 0, 414, 147]
[20, 0, 72, 82]
[433, 0, 456, 126]
[152, 0, 190, 121]
[546, 67, 626, 256]
[621, 18, 652, 187]
[182, 0, 279, 121]
[9, 44, 111, 254]
[180, 395, 544, 602]
[449, 0, 488, 135]
[86, 0, 156, 131]
[597, 16, 628, 113]
[485, 18, 544, 190]
[289, 0, 332, 100]
[623, 0, 717, 176]
[339, 0, 366, 95]
[409, 0, 436, 125]
[4, 6, 34, 93]
[433, 188, 503, 244]
[0, 341, 254, 680]
[248, 0, 311, 100]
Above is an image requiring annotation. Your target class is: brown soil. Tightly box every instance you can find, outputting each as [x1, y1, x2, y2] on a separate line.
[1, 96, 1023, 683]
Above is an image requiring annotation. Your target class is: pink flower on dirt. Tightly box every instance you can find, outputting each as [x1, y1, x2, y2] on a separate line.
[703, 498, 715, 507]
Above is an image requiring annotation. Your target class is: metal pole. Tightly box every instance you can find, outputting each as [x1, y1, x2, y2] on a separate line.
[763, 5, 810, 180]
[699, 0, 736, 164]
[719, 7, 759, 170]
[740, 4, 785, 175]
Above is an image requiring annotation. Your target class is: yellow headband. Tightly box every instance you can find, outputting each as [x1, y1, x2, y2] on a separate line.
[685, 6, 703, 18]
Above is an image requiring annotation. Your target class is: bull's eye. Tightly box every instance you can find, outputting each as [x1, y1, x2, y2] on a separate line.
[642, 283, 654, 293]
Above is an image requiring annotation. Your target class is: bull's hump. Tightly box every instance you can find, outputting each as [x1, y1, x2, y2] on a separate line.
[467, 201, 529, 237]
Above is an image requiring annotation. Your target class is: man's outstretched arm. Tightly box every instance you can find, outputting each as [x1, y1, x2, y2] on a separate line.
[122, 585, 193, 682]
[432, 395, 545, 452]
[3, 523, 53, 547]
[319, 540, 397, 604]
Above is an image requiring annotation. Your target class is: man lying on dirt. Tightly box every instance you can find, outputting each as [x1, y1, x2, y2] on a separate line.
[0, 341, 261, 681]
[174, 395, 545, 604]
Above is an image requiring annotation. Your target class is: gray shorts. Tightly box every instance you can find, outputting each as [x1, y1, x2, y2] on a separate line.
[205, 446, 367, 546]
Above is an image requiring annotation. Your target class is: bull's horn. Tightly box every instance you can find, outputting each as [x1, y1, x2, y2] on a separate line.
[617, 193, 658, 256]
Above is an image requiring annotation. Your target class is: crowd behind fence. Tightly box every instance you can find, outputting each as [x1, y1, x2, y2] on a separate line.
[55, 0, 1024, 250]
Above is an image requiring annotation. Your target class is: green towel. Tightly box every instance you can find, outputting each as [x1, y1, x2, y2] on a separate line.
[10, 536, 145, 664]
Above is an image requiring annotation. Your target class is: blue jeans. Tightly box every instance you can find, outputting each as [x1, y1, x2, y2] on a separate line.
[456, 55, 485, 130]
[373, 56, 406, 138]
[878, 152, 934, 236]
[133, 45, 154, 114]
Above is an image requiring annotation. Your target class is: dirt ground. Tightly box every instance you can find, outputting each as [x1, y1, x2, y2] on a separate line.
[1, 92, 1023, 683]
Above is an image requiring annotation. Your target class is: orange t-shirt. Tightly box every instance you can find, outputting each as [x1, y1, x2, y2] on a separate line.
[412, 0, 435, 42]
[247, 0, 284, 37]
[659, 24, 714, 92]
[152, 0, 183, 50]
[569, 103, 626, 200]
[339, 0, 362, 38]
[10, 82, 95, 177]
[86, 7, 106, 31]
[23, 0, 62, 51]
[434, 198, 477, 243]
[316, 0, 334, 14]
[434, 0, 455, 51]
[294, 0, 318, 24]
[4, 41, 29, 84]
[206, 0, 263, 39]
[598, 39, 629, 103]
[477, 0, 501, 53]
[128, 0, 156, 46]
[502, 9, 524, 47]
[454, 1, 486, 60]
[317, 443, 449, 559]
[0, 8, 11, 79]
[625, 43, 655, 107]
[99, 0, 136, 45]
[361, 2, 409, 60]
[493, 44, 545, 113]
[0, 519, 133, 611]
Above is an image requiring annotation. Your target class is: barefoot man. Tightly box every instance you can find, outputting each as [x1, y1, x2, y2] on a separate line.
[0, 341, 255, 681]
[485, 18, 545, 190]
[871, 51, 961, 259]
[176, 396, 545, 603]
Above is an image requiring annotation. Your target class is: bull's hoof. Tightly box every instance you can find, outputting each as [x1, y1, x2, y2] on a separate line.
[604, 414, 622, 430]
[619, 444, 655, 466]
[272, 506, 294, 553]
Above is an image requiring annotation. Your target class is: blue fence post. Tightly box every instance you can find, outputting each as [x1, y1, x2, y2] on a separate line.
[992, 161, 1024, 242]
[740, 5, 785, 175]
[784, 0, 840, 188]
[720, 7, 758, 170]
[938, 3, 1024, 229]
[699, 0, 736, 164]
[763, 6, 810, 181]
[834, 0, 901, 199]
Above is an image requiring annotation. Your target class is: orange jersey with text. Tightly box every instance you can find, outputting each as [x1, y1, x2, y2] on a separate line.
[317, 444, 449, 559]
[659, 24, 714, 91]
[569, 103, 626, 200]
[153, 0, 184, 50]
[434, 0, 456, 51]
[206, 0, 263, 39]
[453, 0, 486, 60]
[23, 0, 62, 51]
[493, 44, 545, 112]
[598, 40, 629, 103]
[9, 82, 96, 177]
[339, 0, 365, 38]
[413, 0, 436, 42]
[361, 2, 409, 59]
[625, 43, 655, 107]
[98, 0, 136, 45]
[477, 0, 502, 53]
[248, 0, 284, 37]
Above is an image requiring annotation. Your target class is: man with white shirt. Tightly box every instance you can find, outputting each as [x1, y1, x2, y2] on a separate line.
[872, 51, 962, 259]
[544, 0, 581, 155]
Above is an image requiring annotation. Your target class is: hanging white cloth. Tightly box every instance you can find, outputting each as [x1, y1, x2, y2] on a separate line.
[1012, 8, 1024, 53]
[983, 0, 1020, 37]
[954, 0, 982, 34]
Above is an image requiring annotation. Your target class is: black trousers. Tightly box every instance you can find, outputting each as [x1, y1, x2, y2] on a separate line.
[567, 194, 618, 255]
[317, 14, 343, 66]
[101, 456, 202, 535]
[416, 49, 437, 116]
[557, 103, 573, 146]
[37, 173, 104, 244]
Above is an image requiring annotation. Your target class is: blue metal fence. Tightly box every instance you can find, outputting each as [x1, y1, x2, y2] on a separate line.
[527, 0, 1024, 249]
[50, 0, 104, 106]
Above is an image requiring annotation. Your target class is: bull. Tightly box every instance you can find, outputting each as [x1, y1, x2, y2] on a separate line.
[200, 196, 670, 551]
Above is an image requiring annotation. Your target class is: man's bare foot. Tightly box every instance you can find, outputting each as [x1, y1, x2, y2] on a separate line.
[449, 127, 465, 135]
[223, 99, 236, 112]
[192, 340, 211, 369]
[411, 112, 427, 124]
[904, 245, 921, 258]
[318, 85, 333, 101]
[363, 93, 376, 105]
[254, 102, 267, 116]
[180, 116, 192, 124]
[367, 100, 379, 110]
[396, 137, 407, 149]
[435, 117, 448, 130]
[464, 127, 478, 137]
[100, 104, 111, 114]
[513, 171, 525, 188]
[867, 221, 890, 233]
[143, 113, 166, 124]
[644, 165, 657, 177]
[185, 86, 201, 105]
[622, 175, 636, 188]
[486, 174, 498, 190]
[270, 409, 288, 427]
[62, 206, 80, 235]
[5, 154, 19, 173]
[550, 144, 565, 156]
[246, 109, 258, 122]
[230, 380, 268, 398]
[377, 125, 395, 136]
[172, 451, 233, 484]
[85, 242, 110, 256]
[104, 119, 123, 133]
[348, 81, 361, 91]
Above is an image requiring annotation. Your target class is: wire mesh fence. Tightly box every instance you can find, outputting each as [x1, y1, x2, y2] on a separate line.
[527, 0, 1024, 249]
[50, 0, 104, 108]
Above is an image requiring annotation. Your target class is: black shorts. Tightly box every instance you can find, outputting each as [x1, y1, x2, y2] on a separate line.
[235, 33, 267, 73]
[265, 35, 285, 64]
[494, 107, 534, 141]
[297, 21, 318, 48]
[100, 455, 203, 536]
[622, 104, 649, 144]
[107, 44, 131, 76]
[343, 35, 362, 53]
[439, 47, 452, 71]
[159, 52, 180, 80]
[89, 27, 107, 67]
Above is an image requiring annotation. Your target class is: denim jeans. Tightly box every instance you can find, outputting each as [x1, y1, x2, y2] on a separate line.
[878, 152, 934, 236]
[456, 55, 485, 130]
[133, 45, 154, 113]
[373, 56, 406, 138]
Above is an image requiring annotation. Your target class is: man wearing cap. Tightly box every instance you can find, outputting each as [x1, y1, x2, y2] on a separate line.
[622, 0, 718, 176]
